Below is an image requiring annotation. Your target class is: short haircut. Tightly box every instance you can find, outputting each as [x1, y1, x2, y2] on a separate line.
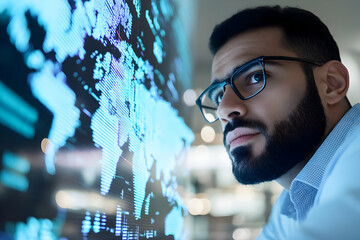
[209, 5, 341, 63]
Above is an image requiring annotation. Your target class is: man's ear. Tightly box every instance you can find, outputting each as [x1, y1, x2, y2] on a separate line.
[318, 60, 349, 106]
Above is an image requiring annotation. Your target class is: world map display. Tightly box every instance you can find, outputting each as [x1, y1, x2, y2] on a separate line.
[0, 0, 194, 239]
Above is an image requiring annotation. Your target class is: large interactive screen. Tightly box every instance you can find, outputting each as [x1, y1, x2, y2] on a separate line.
[0, 0, 194, 239]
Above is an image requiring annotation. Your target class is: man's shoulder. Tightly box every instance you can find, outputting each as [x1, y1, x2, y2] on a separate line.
[325, 121, 360, 176]
[316, 124, 360, 203]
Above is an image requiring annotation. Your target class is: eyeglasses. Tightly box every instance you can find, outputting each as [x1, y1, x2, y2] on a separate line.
[196, 56, 323, 123]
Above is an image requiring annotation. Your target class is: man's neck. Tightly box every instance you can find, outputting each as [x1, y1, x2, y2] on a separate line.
[276, 159, 308, 191]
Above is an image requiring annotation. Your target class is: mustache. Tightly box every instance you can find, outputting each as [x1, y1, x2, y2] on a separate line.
[223, 118, 268, 146]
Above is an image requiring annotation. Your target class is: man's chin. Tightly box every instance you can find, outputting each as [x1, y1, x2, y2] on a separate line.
[230, 146, 283, 185]
[230, 146, 260, 185]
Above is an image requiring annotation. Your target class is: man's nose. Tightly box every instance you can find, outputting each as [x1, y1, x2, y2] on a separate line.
[217, 86, 248, 124]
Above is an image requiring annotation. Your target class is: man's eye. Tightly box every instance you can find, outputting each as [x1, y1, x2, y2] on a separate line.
[247, 71, 264, 85]
[209, 88, 224, 106]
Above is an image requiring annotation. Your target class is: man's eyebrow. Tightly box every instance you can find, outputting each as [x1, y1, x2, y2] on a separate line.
[210, 66, 240, 85]
[211, 78, 226, 85]
[210, 56, 268, 85]
[210, 75, 231, 86]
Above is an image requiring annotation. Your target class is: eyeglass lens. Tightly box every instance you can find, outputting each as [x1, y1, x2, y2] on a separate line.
[199, 61, 265, 122]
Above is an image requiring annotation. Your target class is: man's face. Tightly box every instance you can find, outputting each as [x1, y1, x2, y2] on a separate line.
[211, 27, 327, 184]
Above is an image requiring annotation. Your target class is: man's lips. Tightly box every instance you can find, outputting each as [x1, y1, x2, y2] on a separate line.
[226, 127, 260, 150]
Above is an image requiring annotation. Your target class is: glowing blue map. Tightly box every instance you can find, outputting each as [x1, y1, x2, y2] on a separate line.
[0, 0, 194, 239]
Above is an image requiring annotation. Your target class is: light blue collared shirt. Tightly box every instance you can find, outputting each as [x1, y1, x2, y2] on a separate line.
[258, 103, 360, 240]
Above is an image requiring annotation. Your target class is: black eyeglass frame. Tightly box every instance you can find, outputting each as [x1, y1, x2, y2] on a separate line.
[196, 55, 324, 123]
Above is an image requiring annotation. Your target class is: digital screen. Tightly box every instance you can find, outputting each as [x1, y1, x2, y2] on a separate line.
[0, 0, 194, 239]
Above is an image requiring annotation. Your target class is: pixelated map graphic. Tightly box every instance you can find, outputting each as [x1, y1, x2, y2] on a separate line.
[0, 0, 194, 239]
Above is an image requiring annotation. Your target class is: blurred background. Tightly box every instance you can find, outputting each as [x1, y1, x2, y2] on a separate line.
[181, 0, 360, 239]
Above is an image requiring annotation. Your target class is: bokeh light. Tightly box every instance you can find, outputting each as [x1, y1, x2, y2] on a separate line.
[200, 126, 216, 143]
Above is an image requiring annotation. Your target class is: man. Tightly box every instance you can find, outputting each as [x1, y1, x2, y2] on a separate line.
[196, 5, 360, 239]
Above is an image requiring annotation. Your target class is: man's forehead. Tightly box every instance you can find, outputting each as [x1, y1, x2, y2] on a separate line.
[211, 27, 293, 81]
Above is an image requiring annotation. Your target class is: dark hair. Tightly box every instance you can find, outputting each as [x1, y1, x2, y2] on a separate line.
[209, 6, 341, 63]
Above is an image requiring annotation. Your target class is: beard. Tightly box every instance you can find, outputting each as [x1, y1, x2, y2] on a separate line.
[223, 66, 326, 185]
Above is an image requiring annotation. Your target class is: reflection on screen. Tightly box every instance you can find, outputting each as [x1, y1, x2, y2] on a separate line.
[0, 0, 194, 239]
